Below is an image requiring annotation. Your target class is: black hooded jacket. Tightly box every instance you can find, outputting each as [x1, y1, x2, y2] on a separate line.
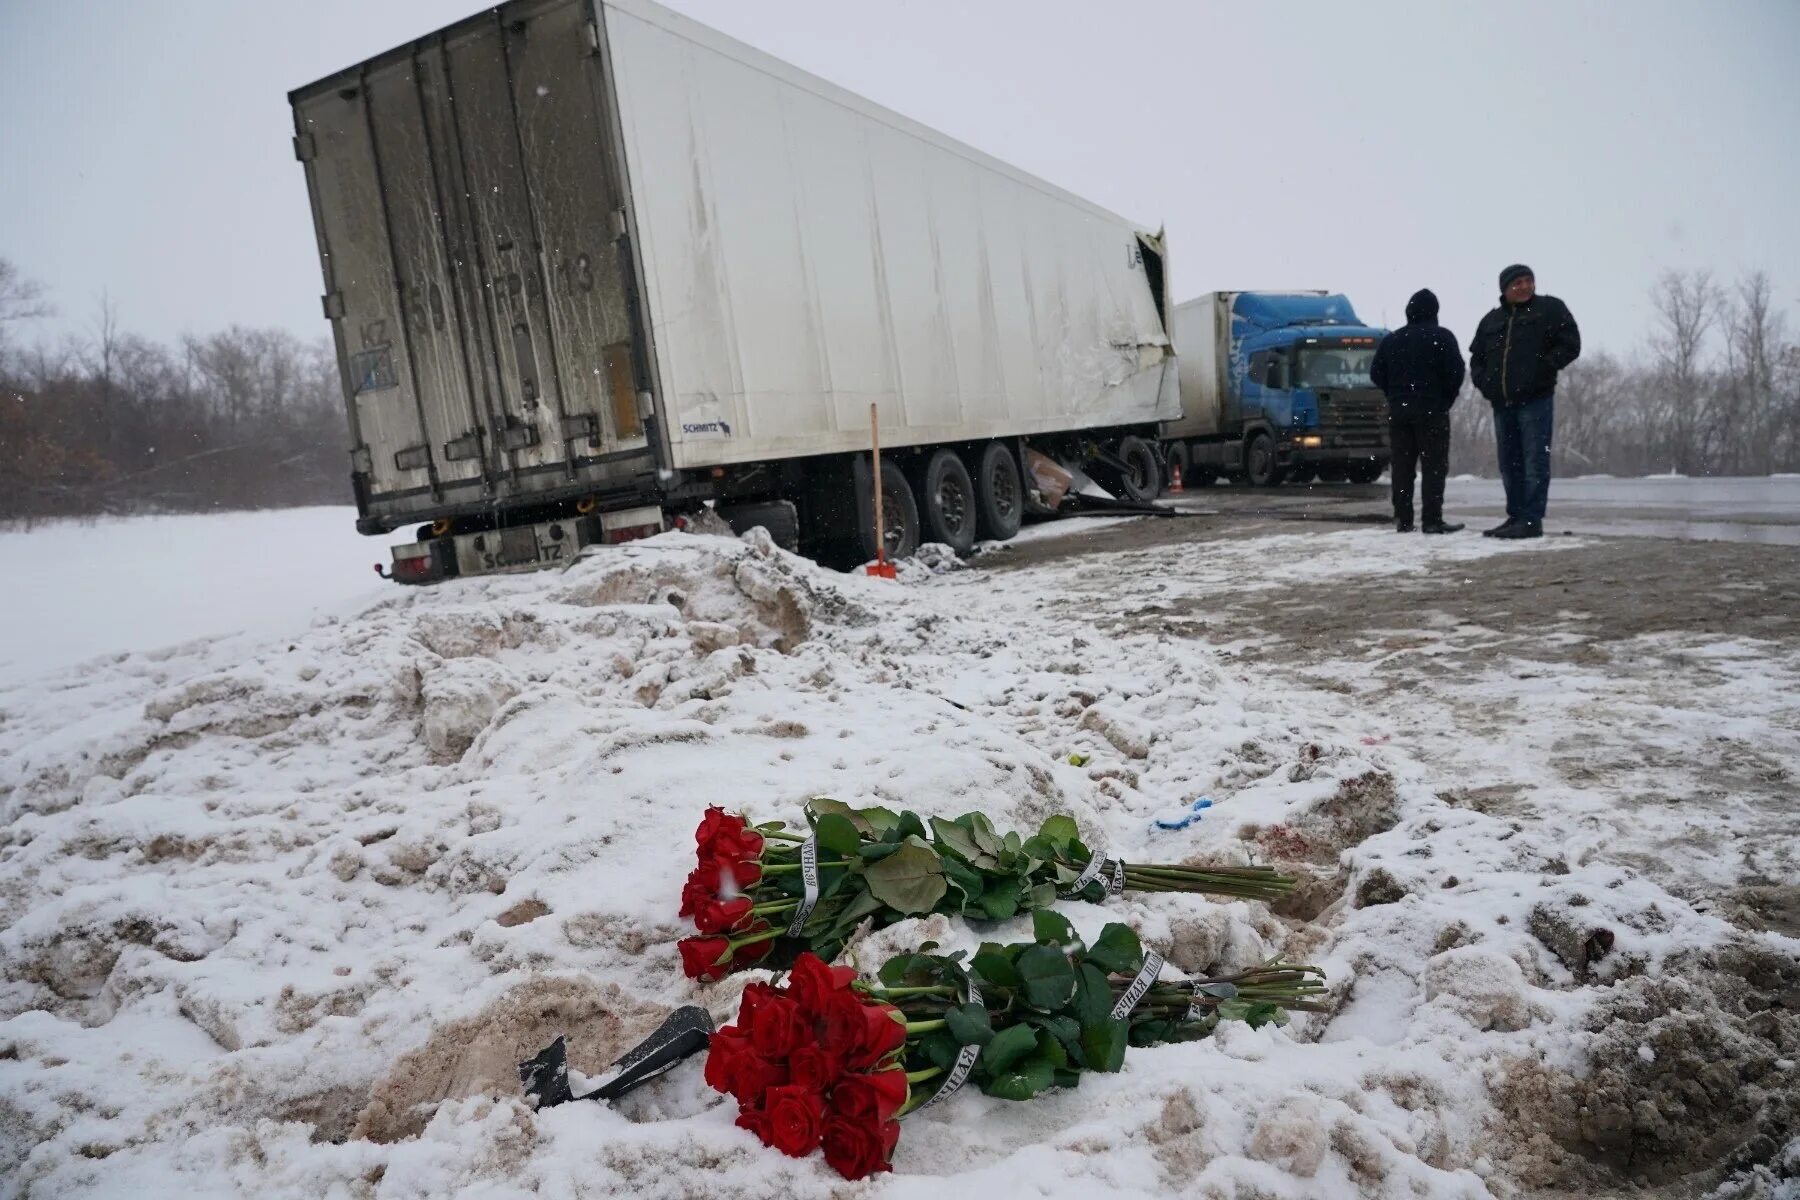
[1469, 292, 1581, 405]
[1368, 290, 1465, 417]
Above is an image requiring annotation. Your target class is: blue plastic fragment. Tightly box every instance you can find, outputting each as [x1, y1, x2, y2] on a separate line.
[1151, 797, 1215, 831]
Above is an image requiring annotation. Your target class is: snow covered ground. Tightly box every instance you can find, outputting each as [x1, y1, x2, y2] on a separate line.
[1, 510, 1796, 1198]
[0, 509, 405, 686]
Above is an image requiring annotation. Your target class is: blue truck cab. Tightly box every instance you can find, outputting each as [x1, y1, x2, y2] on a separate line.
[1165, 291, 1391, 487]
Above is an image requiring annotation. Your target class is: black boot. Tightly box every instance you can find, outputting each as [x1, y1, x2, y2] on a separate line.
[1492, 521, 1542, 539]
[1395, 515, 1414, 533]
[1482, 518, 1518, 538]
[1422, 520, 1464, 534]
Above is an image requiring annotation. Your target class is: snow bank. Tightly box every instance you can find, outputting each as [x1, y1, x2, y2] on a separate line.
[1, 523, 1791, 1197]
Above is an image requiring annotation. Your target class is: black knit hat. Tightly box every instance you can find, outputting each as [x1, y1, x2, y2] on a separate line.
[1405, 289, 1439, 322]
[1499, 264, 1534, 291]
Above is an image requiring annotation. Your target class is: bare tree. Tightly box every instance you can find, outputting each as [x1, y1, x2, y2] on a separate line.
[1648, 269, 1722, 475]
[1723, 272, 1787, 475]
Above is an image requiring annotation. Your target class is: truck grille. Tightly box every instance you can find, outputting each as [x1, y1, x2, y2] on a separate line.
[1318, 391, 1389, 449]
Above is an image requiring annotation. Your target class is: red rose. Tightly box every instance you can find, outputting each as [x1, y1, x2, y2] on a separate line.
[819, 992, 907, 1070]
[788, 1045, 843, 1091]
[831, 1068, 909, 1124]
[734, 1103, 773, 1146]
[735, 981, 777, 1025]
[679, 867, 717, 919]
[786, 952, 857, 1013]
[702, 1026, 753, 1097]
[678, 935, 731, 981]
[749, 993, 808, 1057]
[696, 809, 765, 863]
[729, 1052, 790, 1107]
[821, 1114, 900, 1180]
[695, 896, 754, 935]
[764, 1084, 827, 1157]
[708, 854, 761, 892]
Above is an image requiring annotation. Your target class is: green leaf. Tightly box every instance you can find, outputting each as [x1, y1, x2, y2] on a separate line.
[857, 805, 903, 834]
[1016, 944, 1078, 1011]
[862, 842, 947, 915]
[983, 1057, 1055, 1102]
[1052, 1067, 1083, 1090]
[895, 810, 928, 841]
[979, 887, 1020, 921]
[1215, 999, 1253, 1024]
[1193, 981, 1239, 1000]
[1128, 1019, 1173, 1047]
[1244, 1002, 1289, 1030]
[1080, 1019, 1129, 1073]
[979, 1024, 1037, 1075]
[1027, 882, 1059, 912]
[921, 1030, 961, 1071]
[1072, 963, 1115, 1028]
[1003, 831, 1023, 857]
[1036, 1029, 1069, 1068]
[1032, 909, 1077, 949]
[1084, 924, 1144, 975]
[813, 813, 863, 857]
[970, 946, 1021, 990]
[930, 817, 985, 864]
[1039, 815, 1081, 849]
[966, 812, 1003, 856]
[807, 797, 871, 834]
[857, 841, 902, 862]
[945, 1002, 994, 1047]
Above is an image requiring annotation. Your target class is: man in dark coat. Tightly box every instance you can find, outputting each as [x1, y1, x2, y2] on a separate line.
[1369, 288, 1465, 533]
[1468, 265, 1581, 538]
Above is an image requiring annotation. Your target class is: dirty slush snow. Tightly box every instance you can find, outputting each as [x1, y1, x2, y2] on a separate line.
[1, 525, 1795, 1197]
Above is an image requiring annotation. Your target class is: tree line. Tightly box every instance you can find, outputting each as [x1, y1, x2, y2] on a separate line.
[0, 259, 345, 523]
[1450, 270, 1800, 478]
[3, 259, 1797, 523]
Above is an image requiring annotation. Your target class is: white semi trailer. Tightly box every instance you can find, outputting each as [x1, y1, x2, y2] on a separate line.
[290, 0, 1177, 582]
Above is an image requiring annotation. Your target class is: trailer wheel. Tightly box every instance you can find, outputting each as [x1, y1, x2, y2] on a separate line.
[1113, 436, 1160, 503]
[1244, 431, 1286, 487]
[1316, 462, 1348, 483]
[1346, 458, 1385, 485]
[969, 441, 1023, 542]
[919, 449, 978, 555]
[1161, 441, 1191, 495]
[1288, 463, 1317, 485]
[856, 458, 922, 564]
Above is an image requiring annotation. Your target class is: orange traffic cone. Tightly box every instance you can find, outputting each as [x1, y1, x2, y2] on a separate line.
[1169, 461, 1184, 494]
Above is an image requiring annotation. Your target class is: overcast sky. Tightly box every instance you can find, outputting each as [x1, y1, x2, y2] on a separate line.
[3, 0, 1796, 357]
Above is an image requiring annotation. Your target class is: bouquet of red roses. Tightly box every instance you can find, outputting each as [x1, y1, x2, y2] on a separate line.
[706, 918, 1327, 1180]
[703, 954, 915, 1179]
[678, 801, 1296, 983]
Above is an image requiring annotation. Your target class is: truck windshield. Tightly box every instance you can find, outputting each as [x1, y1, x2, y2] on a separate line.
[1295, 346, 1376, 389]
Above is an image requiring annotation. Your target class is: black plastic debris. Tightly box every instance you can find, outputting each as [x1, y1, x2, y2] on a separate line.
[520, 1005, 715, 1109]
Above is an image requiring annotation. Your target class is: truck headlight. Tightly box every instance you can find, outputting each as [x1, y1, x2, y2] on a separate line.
[1298, 436, 1323, 448]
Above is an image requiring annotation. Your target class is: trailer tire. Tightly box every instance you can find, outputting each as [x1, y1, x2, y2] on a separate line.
[1316, 462, 1348, 483]
[1346, 458, 1385, 485]
[1288, 463, 1317, 485]
[1244, 431, 1286, 487]
[970, 441, 1024, 542]
[855, 458, 922, 564]
[919, 449, 978, 555]
[1161, 441, 1191, 495]
[1113, 436, 1161, 503]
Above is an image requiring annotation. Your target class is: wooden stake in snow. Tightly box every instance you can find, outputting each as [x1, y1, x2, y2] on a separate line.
[867, 402, 897, 578]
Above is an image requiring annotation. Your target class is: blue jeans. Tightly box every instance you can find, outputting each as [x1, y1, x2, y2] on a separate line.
[1493, 395, 1554, 525]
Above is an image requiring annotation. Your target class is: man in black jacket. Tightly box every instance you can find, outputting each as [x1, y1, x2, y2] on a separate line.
[1468, 265, 1581, 539]
[1369, 288, 1465, 533]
